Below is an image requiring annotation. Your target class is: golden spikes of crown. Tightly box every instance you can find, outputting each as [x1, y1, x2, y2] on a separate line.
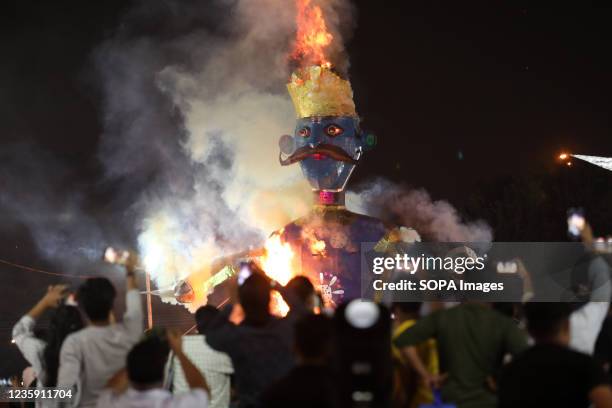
[287, 65, 357, 119]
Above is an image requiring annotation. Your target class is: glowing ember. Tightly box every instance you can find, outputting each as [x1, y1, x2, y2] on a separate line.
[291, 0, 333, 67]
[311, 239, 326, 256]
[558, 152, 574, 168]
[300, 224, 327, 256]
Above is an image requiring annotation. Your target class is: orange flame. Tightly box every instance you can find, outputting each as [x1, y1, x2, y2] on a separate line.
[184, 269, 213, 312]
[259, 232, 296, 316]
[291, 0, 333, 68]
[270, 291, 290, 317]
[258, 228, 329, 316]
[261, 231, 295, 286]
[304, 230, 327, 256]
[310, 239, 326, 256]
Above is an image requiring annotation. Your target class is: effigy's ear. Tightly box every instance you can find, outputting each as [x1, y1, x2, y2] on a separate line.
[278, 134, 296, 155]
[360, 131, 377, 152]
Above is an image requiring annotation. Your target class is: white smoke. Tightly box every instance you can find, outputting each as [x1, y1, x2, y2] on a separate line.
[94, 0, 491, 305]
[95, 0, 353, 292]
[347, 178, 493, 242]
[0, 143, 110, 271]
[0, 0, 493, 296]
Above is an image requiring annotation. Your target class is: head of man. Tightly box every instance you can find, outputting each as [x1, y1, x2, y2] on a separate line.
[43, 304, 85, 386]
[238, 273, 272, 326]
[391, 302, 422, 323]
[127, 337, 170, 390]
[285, 275, 316, 311]
[294, 314, 333, 364]
[195, 305, 226, 334]
[524, 302, 574, 345]
[77, 277, 116, 324]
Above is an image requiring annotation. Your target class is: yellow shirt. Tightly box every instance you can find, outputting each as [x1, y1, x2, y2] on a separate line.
[392, 319, 439, 408]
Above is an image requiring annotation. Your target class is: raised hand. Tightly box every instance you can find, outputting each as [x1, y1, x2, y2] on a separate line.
[27, 284, 69, 319]
[166, 328, 183, 355]
[42, 284, 69, 308]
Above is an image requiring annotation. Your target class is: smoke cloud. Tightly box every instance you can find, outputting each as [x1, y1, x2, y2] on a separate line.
[1, 0, 491, 307]
[94, 0, 354, 295]
[347, 178, 493, 242]
[0, 143, 110, 271]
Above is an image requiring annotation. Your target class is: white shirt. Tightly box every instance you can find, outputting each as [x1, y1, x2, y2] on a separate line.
[12, 315, 46, 384]
[169, 335, 233, 408]
[570, 256, 611, 355]
[12, 314, 56, 408]
[58, 289, 144, 407]
[571, 301, 609, 354]
[96, 388, 208, 408]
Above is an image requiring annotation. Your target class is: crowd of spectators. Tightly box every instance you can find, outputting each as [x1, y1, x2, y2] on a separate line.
[7, 241, 612, 408]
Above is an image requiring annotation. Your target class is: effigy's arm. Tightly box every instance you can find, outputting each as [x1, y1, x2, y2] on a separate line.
[171, 247, 265, 305]
[373, 226, 421, 253]
[369, 226, 421, 303]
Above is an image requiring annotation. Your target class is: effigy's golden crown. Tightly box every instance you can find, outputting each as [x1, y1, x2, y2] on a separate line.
[287, 65, 357, 118]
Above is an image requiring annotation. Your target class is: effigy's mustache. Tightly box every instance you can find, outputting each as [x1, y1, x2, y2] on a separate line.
[279, 144, 359, 166]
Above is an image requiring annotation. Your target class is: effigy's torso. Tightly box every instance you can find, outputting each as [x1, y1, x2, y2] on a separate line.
[277, 206, 391, 307]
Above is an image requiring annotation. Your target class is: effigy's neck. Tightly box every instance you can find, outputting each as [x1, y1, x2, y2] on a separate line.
[313, 190, 345, 209]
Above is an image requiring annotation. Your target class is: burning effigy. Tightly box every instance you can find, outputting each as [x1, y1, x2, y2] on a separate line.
[146, 0, 421, 312]
[272, 64, 418, 306]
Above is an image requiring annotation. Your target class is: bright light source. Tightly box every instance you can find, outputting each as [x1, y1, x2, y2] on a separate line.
[566, 161, 573, 167]
[559, 153, 569, 160]
[10, 339, 16, 344]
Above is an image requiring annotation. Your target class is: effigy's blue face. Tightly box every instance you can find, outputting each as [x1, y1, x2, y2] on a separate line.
[279, 116, 365, 191]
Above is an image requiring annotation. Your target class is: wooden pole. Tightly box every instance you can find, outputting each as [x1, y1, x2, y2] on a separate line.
[145, 271, 153, 330]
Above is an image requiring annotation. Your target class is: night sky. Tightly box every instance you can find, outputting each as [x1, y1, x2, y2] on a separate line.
[1, 0, 612, 376]
[348, 2, 612, 197]
[2, 2, 611, 197]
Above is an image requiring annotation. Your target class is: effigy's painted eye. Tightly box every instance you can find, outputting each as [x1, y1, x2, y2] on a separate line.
[298, 127, 311, 137]
[325, 124, 344, 137]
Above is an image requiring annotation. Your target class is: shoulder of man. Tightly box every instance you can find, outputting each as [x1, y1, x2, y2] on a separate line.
[60, 329, 84, 352]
